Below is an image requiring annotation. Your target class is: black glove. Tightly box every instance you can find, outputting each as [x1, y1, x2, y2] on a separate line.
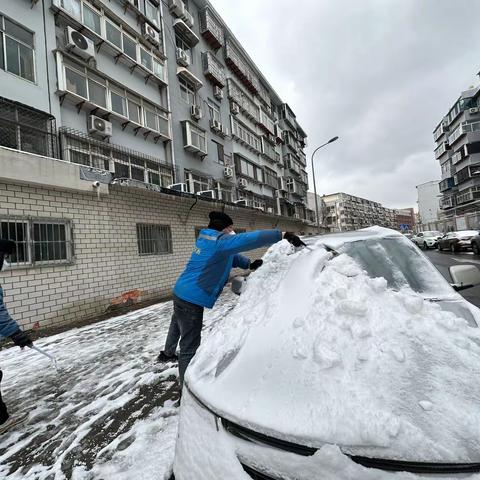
[250, 259, 263, 271]
[283, 232, 307, 248]
[10, 330, 32, 349]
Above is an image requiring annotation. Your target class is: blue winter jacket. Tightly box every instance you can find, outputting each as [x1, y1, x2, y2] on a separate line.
[174, 228, 282, 308]
[0, 286, 20, 338]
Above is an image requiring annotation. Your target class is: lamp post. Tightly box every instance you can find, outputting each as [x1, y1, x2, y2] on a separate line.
[311, 136, 339, 233]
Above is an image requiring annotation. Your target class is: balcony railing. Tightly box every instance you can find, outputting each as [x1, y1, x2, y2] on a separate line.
[225, 39, 259, 94]
[202, 52, 226, 87]
[440, 196, 455, 209]
[199, 7, 224, 49]
[433, 122, 449, 142]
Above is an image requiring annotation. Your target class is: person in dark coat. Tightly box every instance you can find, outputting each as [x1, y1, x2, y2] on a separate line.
[157, 211, 305, 384]
[0, 239, 33, 434]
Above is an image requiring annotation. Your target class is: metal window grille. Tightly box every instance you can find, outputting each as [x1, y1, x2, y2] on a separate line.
[136, 224, 172, 255]
[0, 97, 58, 158]
[0, 217, 72, 267]
[59, 127, 175, 186]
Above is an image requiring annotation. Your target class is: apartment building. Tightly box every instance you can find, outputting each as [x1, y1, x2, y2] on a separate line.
[416, 180, 440, 227]
[322, 193, 397, 232]
[434, 84, 480, 216]
[395, 208, 415, 231]
[0, 0, 313, 331]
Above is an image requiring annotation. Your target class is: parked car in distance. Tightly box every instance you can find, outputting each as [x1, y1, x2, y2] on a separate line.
[437, 230, 480, 252]
[412, 231, 442, 249]
[471, 233, 480, 255]
[402, 232, 413, 241]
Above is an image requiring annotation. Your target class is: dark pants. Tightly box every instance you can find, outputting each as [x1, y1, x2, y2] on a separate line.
[0, 370, 8, 424]
[164, 295, 204, 384]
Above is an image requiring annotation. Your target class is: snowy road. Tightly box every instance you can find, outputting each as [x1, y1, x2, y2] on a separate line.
[0, 291, 238, 480]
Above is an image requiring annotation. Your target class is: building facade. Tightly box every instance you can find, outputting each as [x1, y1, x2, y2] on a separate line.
[321, 193, 397, 232]
[395, 208, 415, 231]
[0, 0, 313, 331]
[434, 84, 480, 217]
[416, 180, 440, 228]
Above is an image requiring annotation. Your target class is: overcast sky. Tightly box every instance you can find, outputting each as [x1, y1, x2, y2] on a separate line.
[212, 0, 480, 209]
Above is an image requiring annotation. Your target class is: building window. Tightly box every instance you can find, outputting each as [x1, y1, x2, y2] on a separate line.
[186, 171, 210, 193]
[83, 4, 101, 34]
[176, 34, 191, 57]
[212, 140, 224, 164]
[183, 121, 207, 155]
[0, 217, 72, 267]
[0, 15, 35, 83]
[136, 224, 172, 255]
[263, 167, 278, 188]
[179, 77, 196, 105]
[145, 0, 160, 27]
[231, 117, 260, 152]
[234, 155, 263, 183]
[208, 102, 221, 122]
[59, 55, 169, 137]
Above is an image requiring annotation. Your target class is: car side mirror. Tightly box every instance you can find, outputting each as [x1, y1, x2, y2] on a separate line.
[450, 265, 480, 291]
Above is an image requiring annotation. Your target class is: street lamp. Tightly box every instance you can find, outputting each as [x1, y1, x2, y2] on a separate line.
[311, 136, 339, 233]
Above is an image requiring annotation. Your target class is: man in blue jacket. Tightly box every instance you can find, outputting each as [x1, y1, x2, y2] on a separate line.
[0, 239, 33, 434]
[157, 211, 305, 383]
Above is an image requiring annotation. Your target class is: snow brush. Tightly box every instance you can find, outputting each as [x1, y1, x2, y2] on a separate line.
[28, 345, 59, 373]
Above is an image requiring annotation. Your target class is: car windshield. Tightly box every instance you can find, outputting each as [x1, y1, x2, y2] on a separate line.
[340, 237, 453, 297]
[424, 231, 441, 236]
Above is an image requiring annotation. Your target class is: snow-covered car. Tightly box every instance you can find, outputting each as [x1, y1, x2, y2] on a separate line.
[412, 230, 442, 249]
[173, 227, 480, 480]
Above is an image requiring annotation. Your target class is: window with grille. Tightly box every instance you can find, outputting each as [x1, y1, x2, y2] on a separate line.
[0, 218, 72, 267]
[136, 224, 172, 255]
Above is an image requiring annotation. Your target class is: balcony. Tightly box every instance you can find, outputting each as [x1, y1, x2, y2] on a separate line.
[440, 196, 455, 209]
[433, 122, 449, 142]
[199, 7, 224, 49]
[439, 178, 454, 192]
[434, 141, 450, 159]
[261, 137, 279, 163]
[226, 78, 259, 122]
[281, 105, 297, 130]
[202, 52, 226, 88]
[0, 97, 58, 158]
[225, 39, 259, 94]
[259, 110, 275, 135]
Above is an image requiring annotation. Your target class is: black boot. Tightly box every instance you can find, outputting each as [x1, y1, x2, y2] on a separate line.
[157, 351, 178, 363]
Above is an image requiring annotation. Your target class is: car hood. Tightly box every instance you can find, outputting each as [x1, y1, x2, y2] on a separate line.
[187, 239, 480, 463]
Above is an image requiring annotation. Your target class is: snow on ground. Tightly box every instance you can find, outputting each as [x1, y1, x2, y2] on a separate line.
[0, 290, 238, 479]
[178, 234, 480, 479]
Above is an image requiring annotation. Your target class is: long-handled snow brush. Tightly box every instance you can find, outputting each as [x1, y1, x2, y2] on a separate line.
[28, 345, 59, 373]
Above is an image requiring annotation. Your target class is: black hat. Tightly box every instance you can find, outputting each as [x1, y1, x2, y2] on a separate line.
[208, 211, 233, 231]
[0, 239, 15, 255]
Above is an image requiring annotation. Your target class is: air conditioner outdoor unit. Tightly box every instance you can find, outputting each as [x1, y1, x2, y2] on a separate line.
[169, 0, 185, 17]
[224, 166, 234, 178]
[88, 115, 112, 137]
[231, 102, 240, 115]
[267, 207, 274, 214]
[238, 178, 248, 188]
[168, 182, 188, 192]
[191, 105, 202, 120]
[213, 86, 223, 100]
[294, 213, 300, 219]
[210, 119, 221, 131]
[66, 27, 95, 60]
[176, 47, 190, 67]
[235, 199, 249, 206]
[470, 107, 479, 114]
[182, 11, 194, 28]
[197, 190, 216, 199]
[143, 23, 160, 46]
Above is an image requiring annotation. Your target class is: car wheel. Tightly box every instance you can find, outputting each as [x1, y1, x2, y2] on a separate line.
[438, 243, 442, 251]
[473, 243, 479, 255]
[423, 242, 428, 250]
[450, 243, 456, 253]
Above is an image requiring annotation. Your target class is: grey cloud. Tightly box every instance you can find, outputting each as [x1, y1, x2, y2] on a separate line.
[213, 0, 480, 208]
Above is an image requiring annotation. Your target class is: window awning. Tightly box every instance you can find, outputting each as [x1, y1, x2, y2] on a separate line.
[177, 67, 203, 90]
[173, 19, 200, 47]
